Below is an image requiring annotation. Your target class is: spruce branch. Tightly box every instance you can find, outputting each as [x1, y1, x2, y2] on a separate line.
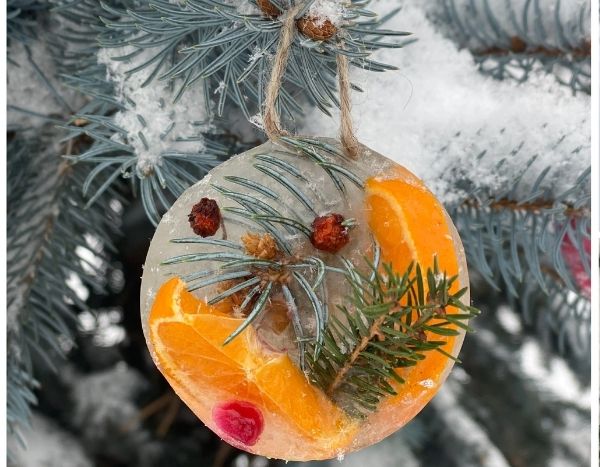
[7, 129, 119, 444]
[307, 258, 480, 418]
[50, 0, 229, 225]
[163, 235, 338, 355]
[462, 197, 588, 218]
[8, 0, 49, 46]
[432, 0, 591, 93]
[445, 150, 590, 358]
[59, 57, 229, 225]
[451, 165, 590, 296]
[473, 39, 591, 60]
[92, 0, 413, 120]
[514, 269, 590, 365]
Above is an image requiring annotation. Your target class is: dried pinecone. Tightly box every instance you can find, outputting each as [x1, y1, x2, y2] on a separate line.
[242, 232, 279, 260]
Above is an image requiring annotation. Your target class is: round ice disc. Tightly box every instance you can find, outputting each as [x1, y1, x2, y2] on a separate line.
[140, 137, 469, 461]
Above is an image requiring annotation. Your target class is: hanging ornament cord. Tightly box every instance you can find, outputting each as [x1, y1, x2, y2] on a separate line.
[263, 3, 360, 158]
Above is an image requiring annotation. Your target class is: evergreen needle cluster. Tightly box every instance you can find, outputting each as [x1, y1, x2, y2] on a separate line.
[307, 258, 480, 418]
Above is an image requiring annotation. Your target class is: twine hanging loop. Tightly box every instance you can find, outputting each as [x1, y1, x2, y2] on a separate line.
[262, 2, 359, 158]
[336, 53, 359, 159]
[263, 4, 302, 140]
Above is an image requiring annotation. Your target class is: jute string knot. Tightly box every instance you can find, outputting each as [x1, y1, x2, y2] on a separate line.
[263, 2, 360, 159]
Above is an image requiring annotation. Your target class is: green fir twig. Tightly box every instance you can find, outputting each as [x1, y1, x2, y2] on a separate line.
[307, 257, 480, 418]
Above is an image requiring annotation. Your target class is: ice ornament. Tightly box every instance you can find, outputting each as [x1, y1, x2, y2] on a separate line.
[140, 137, 473, 461]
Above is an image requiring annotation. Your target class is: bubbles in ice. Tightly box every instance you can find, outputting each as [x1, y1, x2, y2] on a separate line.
[419, 379, 435, 388]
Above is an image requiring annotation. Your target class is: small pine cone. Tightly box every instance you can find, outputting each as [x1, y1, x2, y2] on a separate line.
[189, 198, 221, 237]
[310, 213, 349, 253]
[296, 16, 337, 41]
[242, 232, 279, 260]
[257, 0, 281, 18]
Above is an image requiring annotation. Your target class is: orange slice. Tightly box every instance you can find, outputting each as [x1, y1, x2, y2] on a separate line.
[358, 165, 466, 447]
[148, 277, 357, 460]
[365, 165, 460, 278]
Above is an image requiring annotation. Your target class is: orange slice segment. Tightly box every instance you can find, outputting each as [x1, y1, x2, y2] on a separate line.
[254, 355, 350, 440]
[361, 166, 465, 443]
[150, 276, 231, 321]
[155, 320, 254, 396]
[148, 277, 356, 453]
[187, 314, 267, 370]
[365, 168, 459, 278]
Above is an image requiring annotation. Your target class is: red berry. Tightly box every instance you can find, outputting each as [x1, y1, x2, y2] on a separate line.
[212, 401, 264, 447]
[189, 198, 221, 237]
[310, 213, 350, 253]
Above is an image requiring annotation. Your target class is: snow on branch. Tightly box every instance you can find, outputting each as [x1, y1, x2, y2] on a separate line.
[307, 0, 346, 27]
[64, 44, 227, 225]
[303, 0, 589, 199]
[426, 0, 591, 93]
[302, 0, 590, 354]
[98, 45, 212, 176]
[95, 0, 410, 122]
